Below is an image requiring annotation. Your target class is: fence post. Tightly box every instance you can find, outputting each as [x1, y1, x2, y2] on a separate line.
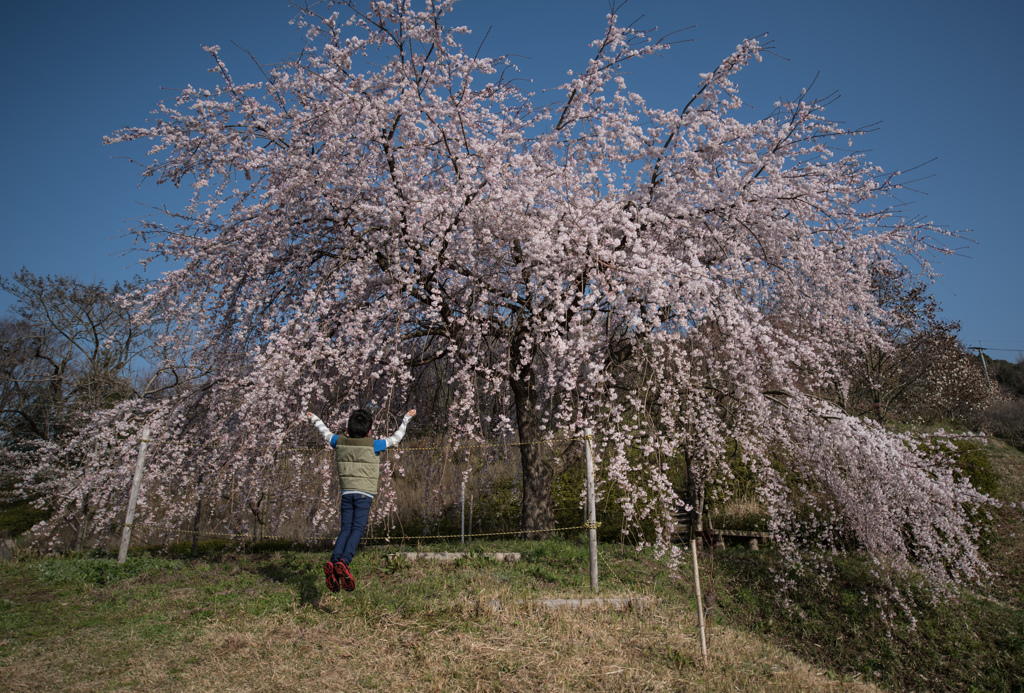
[118, 424, 150, 564]
[461, 477, 466, 545]
[691, 524, 709, 661]
[584, 432, 598, 593]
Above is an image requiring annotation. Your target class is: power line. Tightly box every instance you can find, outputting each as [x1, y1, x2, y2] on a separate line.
[967, 346, 1023, 353]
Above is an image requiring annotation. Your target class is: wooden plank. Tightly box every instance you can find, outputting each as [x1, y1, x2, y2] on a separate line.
[487, 597, 651, 613]
[386, 551, 520, 563]
[713, 530, 770, 539]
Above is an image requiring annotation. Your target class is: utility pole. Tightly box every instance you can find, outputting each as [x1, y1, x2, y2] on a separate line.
[971, 342, 993, 395]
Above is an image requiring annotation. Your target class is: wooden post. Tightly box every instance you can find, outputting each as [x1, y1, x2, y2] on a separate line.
[691, 524, 709, 661]
[118, 424, 150, 564]
[192, 469, 204, 556]
[584, 433, 598, 593]
[461, 477, 466, 544]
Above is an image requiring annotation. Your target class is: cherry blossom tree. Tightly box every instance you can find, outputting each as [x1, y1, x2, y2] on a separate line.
[23, 1, 993, 600]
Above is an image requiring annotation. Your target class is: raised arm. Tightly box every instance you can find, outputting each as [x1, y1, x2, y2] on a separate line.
[306, 411, 338, 447]
[380, 409, 416, 449]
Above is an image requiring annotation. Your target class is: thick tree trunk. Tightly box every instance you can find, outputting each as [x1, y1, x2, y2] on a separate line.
[249, 491, 267, 543]
[192, 470, 204, 556]
[192, 498, 202, 556]
[510, 328, 553, 537]
[74, 496, 91, 552]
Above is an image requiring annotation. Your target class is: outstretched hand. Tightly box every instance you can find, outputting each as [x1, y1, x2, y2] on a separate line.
[406, 409, 417, 418]
[305, 411, 315, 421]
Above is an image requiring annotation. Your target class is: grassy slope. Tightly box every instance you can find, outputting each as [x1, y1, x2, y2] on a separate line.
[0, 541, 879, 692]
[0, 439, 1020, 691]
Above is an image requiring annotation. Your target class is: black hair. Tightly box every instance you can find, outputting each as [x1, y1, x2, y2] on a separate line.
[347, 408, 373, 438]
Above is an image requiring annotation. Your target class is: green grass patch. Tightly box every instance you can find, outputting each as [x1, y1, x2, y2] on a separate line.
[0, 497, 48, 537]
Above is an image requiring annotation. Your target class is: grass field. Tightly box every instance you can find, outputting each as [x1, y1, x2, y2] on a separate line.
[1, 438, 1021, 692]
[0, 538, 886, 692]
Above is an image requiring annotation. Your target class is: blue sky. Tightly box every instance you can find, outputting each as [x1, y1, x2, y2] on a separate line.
[2, 0, 1021, 358]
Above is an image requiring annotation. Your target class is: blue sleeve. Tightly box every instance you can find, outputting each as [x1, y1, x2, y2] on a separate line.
[330, 434, 338, 448]
[374, 439, 387, 455]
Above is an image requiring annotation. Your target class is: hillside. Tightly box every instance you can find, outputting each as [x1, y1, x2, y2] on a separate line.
[0, 438, 1021, 691]
[712, 437, 1024, 692]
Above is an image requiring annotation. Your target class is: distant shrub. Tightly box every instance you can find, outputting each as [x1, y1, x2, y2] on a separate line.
[0, 496, 49, 537]
[471, 475, 521, 535]
[982, 397, 1024, 451]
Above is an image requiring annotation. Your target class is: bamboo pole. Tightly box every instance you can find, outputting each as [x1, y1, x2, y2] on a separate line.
[691, 524, 709, 661]
[584, 433, 598, 593]
[118, 424, 150, 564]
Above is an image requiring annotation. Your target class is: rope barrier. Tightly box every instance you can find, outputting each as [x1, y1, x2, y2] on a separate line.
[397, 437, 581, 453]
[124, 521, 601, 544]
[138, 436, 585, 455]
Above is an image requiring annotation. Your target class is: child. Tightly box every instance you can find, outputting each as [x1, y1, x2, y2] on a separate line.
[306, 407, 416, 592]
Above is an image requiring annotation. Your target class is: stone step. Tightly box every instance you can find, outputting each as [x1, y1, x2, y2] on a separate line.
[385, 551, 520, 564]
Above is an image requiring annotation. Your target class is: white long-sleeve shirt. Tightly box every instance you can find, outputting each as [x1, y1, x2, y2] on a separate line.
[308, 412, 413, 455]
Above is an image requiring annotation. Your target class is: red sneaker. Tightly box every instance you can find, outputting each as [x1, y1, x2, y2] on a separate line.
[324, 562, 340, 593]
[334, 561, 355, 592]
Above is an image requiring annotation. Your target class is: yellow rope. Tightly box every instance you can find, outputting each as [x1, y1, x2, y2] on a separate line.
[127, 523, 295, 541]
[398, 437, 581, 453]
[124, 435, 601, 546]
[125, 521, 599, 543]
[143, 436, 584, 455]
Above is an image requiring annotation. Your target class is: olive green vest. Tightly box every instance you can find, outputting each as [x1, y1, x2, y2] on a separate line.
[334, 436, 379, 495]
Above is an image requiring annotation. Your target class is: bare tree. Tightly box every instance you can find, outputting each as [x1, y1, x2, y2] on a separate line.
[0, 270, 183, 548]
[0, 270, 150, 443]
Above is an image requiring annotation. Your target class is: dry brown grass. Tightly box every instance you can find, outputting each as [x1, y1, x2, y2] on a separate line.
[7, 437, 1022, 691]
[713, 496, 763, 518]
[0, 540, 885, 693]
[1, 589, 880, 692]
[186, 605, 880, 691]
[709, 495, 767, 533]
[185, 608, 879, 692]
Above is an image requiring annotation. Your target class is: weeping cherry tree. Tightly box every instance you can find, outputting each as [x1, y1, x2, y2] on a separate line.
[25, 1, 993, 606]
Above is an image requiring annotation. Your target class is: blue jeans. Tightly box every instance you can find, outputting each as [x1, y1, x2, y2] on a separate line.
[331, 493, 373, 564]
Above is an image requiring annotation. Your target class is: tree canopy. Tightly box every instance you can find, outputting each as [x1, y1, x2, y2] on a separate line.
[14, 1, 993, 604]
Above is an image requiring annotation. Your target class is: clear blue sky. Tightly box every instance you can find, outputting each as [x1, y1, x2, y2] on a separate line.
[2, 0, 1021, 358]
